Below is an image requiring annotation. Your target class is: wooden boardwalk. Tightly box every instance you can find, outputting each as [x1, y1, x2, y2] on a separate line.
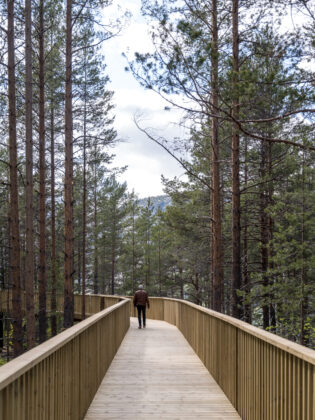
[84, 317, 241, 419]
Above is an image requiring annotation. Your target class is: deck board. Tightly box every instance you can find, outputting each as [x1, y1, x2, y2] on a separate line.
[84, 318, 241, 419]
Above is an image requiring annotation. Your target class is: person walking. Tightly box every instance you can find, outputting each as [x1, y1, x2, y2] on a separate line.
[133, 284, 150, 329]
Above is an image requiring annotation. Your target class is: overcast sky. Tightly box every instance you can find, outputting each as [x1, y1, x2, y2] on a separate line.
[102, 0, 187, 198]
[102, 1, 312, 199]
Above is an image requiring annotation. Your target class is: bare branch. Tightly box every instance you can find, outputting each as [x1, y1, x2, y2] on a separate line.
[134, 114, 212, 191]
[240, 109, 315, 123]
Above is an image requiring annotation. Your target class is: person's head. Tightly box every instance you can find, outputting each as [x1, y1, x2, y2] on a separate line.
[138, 284, 143, 290]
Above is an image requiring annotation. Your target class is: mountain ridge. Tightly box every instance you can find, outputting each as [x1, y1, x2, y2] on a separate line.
[138, 195, 171, 213]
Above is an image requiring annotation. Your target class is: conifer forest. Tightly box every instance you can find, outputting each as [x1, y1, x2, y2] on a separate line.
[0, 0, 314, 361]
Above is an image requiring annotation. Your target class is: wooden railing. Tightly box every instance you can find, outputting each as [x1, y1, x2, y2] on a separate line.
[135, 297, 315, 420]
[0, 294, 314, 419]
[0, 291, 121, 318]
[0, 296, 130, 420]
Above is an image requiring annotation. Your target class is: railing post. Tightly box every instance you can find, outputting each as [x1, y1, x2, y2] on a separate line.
[100, 296, 105, 311]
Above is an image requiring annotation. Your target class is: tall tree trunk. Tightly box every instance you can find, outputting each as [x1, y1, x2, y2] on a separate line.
[64, 0, 74, 328]
[210, 215, 214, 308]
[82, 156, 86, 318]
[111, 213, 116, 295]
[132, 203, 136, 292]
[268, 142, 276, 330]
[220, 184, 225, 313]
[158, 230, 161, 295]
[7, 205, 12, 291]
[300, 151, 308, 345]
[231, 0, 242, 319]
[243, 138, 251, 323]
[50, 101, 57, 336]
[25, 0, 35, 349]
[101, 235, 106, 294]
[111, 236, 115, 295]
[81, 175, 86, 315]
[8, 0, 23, 357]
[93, 164, 98, 294]
[194, 272, 200, 305]
[77, 240, 81, 293]
[260, 140, 269, 329]
[81, 58, 87, 319]
[146, 223, 151, 289]
[38, 0, 47, 343]
[179, 267, 183, 300]
[210, 0, 223, 312]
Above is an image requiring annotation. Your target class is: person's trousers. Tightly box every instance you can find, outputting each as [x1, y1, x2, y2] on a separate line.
[136, 305, 146, 327]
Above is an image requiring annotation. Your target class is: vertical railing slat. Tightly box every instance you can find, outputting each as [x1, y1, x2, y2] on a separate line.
[0, 297, 129, 420]
[144, 297, 315, 420]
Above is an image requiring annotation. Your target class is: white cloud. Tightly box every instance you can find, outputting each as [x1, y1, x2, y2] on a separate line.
[111, 138, 186, 198]
[119, 23, 154, 55]
[114, 88, 166, 111]
[102, 0, 188, 198]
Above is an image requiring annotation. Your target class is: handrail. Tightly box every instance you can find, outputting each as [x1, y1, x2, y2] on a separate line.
[0, 295, 130, 420]
[0, 291, 122, 316]
[168, 298, 315, 364]
[1, 294, 314, 420]
[132, 296, 315, 420]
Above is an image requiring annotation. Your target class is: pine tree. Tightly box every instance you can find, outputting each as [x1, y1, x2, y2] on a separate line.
[24, 0, 35, 349]
[7, 0, 23, 357]
[38, 0, 47, 343]
[64, 0, 74, 328]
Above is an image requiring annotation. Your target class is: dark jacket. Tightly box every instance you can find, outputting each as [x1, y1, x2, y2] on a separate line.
[133, 290, 150, 308]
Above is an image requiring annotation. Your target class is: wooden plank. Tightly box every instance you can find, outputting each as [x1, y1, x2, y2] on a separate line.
[84, 318, 241, 420]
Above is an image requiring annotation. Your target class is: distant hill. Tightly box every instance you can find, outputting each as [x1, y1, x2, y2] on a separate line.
[138, 195, 171, 213]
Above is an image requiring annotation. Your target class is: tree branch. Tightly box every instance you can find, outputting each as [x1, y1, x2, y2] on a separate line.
[134, 115, 212, 191]
[240, 109, 315, 123]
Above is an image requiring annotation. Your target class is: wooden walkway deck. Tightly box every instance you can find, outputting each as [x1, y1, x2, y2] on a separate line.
[84, 318, 240, 419]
